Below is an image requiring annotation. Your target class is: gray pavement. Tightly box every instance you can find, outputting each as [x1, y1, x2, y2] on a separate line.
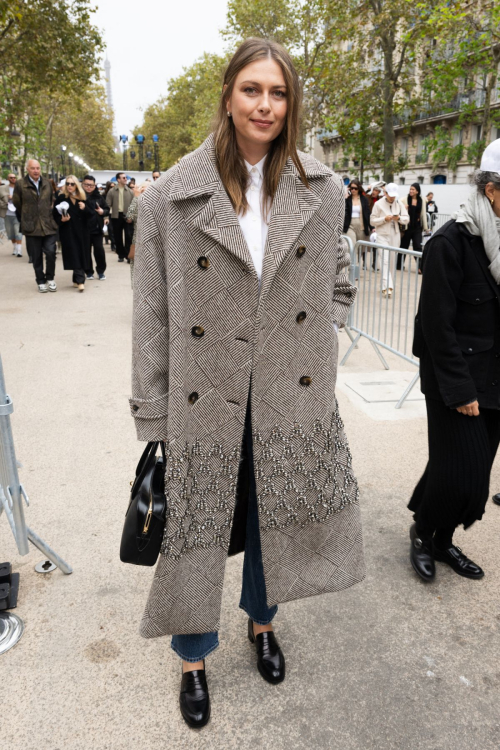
[1, 240, 500, 750]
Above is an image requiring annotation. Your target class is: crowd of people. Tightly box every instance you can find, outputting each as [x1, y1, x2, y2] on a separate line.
[0, 164, 160, 292]
[342, 179, 439, 296]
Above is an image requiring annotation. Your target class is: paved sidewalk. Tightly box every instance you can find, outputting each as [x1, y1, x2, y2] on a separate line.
[1, 242, 500, 750]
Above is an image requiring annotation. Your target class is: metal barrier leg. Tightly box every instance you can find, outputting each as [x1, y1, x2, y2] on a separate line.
[26, 528, 73, 575]
[370, 341, 390, 370]
[340, 332, 361, 366]
[344, 326, 358, 348]
[395, 371, 420, 410]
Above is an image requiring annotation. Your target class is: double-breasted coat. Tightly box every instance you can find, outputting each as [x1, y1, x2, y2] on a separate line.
[53, 194, 92, 271]
[130, 134, 365, 637]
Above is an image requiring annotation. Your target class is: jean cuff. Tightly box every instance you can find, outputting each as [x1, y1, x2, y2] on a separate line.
[170, 637, 219, 663]
[238, 602, 278, 625]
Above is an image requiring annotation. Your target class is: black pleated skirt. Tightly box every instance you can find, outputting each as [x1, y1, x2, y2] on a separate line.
[408, 397, 500, 530]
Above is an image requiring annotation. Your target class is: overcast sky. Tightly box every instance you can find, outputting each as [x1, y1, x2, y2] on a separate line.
[91, 0, 229, 137]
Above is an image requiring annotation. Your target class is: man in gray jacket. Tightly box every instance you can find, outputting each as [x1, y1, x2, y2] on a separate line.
[13, 160, 58, 292]
[106, 172, 134, 262]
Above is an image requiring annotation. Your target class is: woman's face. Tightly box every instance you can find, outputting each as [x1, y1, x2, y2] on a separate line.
[66, 180, 76, 194]
[409, 186, 418, 198]
[427, 193, 433, 200]
[485, 183, 500, 218]
[372, 188, 381, 199]
[226, 58, 288, 153]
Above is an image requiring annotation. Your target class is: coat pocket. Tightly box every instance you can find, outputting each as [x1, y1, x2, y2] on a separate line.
[456, 335, 494, 392]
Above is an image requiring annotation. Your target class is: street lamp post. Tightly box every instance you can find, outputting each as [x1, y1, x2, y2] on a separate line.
[120, 135, 129, 171]
[60, 145, 67, 178]
[153, 134, 160, 172]
[135, 134, 145, 171]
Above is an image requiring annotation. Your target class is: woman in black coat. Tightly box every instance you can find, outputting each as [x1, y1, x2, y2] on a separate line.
[409, 153, 500, 583]
[53, 175, 92, 291]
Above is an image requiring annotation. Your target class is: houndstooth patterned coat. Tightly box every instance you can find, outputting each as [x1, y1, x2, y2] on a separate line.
[130, 134, 364, 637]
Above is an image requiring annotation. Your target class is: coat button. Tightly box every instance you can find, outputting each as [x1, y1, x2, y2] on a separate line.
[191, 326, 204, 338]
[475, 298, 481, 303]
[296, 311, 307, 323]
[132, 404, 139, 412]
[496, 352, 500, 358]
[492, 380, 499, 387]
[468, 348, 473, 352]
[188, 392, 199, 404]
[296, 245, 306, 257]
[198, 256, 209, 269]
[299, 376, 312, 386]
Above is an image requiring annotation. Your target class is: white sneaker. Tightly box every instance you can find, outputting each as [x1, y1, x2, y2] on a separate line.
[48, 281, 57, 292]
[16, 249, 23, 257]
[38, 284, 48, 293]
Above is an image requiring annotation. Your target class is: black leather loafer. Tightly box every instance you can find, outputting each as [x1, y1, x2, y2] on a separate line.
[492, 493, 500, 506]
[247, 618, 285, 685]
[433, 544, 484, 579]
[179, 667, 210, 729]
[409, 523, 435, 582]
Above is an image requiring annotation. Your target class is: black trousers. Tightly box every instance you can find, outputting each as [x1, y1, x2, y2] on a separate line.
[111, 213, 133, 259]
[72, 269, 86, 284]
[26, 234, 56, 284]
[408, 397, 500, 531]
[85, 232, 106, 275]
[397, 226, 423, 270]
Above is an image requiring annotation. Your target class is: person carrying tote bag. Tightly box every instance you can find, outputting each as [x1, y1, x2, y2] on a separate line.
[129, 37, 365, 730]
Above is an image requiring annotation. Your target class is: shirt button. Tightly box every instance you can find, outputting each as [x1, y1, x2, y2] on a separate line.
[296, 311, 307, 323]
[191, 326, 204, 338]
[188, 392, 199, 404]
[299, 376, 312, 386]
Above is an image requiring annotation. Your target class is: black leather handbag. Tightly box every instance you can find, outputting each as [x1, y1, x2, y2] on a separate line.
[120, 441, 167, 566]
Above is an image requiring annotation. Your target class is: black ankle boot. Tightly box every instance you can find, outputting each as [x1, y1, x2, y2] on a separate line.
[409, 523, 435, 581]
[247, 618, 285, 684]
[179, 664, 210, 729]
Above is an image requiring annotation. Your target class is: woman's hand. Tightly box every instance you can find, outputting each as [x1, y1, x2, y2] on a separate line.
[384, 214, 393, 222]
[128, 244, 135, 260]
[457, 400, 480, 416]
[78, 201, 85, 210]
[61, 214, 70, 222]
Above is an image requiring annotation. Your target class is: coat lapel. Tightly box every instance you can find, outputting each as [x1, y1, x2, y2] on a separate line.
[260, 162, 325, 299]
[170, 136, 257, 276]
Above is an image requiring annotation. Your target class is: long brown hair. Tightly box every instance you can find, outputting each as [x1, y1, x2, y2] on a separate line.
[214, 37, 308, 217]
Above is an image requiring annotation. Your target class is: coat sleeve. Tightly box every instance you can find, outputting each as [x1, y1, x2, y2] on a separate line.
[12, 181, 22, 215]
[0, 187, 8, 215]
[370, 201, 385, 227]
[333, 231, 357, 327]
[398, 200, 409, 227]
[129, 197, 169, 441]
[419, 234, 477, 407]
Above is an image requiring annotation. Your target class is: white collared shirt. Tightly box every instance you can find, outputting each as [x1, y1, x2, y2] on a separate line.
[237, 155, 268, 281]
[29, 176, 40, 193]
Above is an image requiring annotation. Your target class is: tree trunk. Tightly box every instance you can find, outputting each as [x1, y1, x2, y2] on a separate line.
[381, 34, 395, 182]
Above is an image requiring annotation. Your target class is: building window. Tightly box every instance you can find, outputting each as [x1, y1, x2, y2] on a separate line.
[433, 174, 447, 184]
[399, 177, 405, 185]
[418, 176, 424, 184]
[472, 124, 482, 142]
[400, 137, 408, 155]
[452, 129, 463, 146]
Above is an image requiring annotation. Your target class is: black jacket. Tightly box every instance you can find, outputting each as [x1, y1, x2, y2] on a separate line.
[85, 188, 110, 235]
[343, 194, 371, 236]
[413, 220, 500, 409]
[53, 194, 92, 271]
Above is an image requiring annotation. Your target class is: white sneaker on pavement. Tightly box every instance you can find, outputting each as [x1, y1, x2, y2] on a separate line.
[47, 281, 57, 292]
[16, 249, 23, 257]
[38, 284, 48, 293]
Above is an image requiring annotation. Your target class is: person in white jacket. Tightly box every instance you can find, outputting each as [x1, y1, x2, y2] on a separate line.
[370, 183, 409, 296]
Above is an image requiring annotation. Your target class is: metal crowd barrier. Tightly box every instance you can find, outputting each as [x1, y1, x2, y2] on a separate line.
[341, 238, 423, 408]
[0, 355, 72, 573]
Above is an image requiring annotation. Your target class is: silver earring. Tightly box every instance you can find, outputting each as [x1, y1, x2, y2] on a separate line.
[227, 111, 232, 117]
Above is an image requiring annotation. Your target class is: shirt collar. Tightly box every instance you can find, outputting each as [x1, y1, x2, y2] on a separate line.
[244, 154, 267, 181]
[29, 176, 40, 187]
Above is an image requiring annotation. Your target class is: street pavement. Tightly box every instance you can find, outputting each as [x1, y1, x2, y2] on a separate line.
[1, 240, 500, 750]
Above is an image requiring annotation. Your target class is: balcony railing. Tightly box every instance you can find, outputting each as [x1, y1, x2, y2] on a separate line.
[394, 88, 499, 127]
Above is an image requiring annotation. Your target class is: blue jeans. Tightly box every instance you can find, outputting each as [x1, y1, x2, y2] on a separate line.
[171, 411, 277, 662]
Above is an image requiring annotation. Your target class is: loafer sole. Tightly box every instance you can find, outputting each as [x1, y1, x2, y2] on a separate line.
[180, 704, 211, 729]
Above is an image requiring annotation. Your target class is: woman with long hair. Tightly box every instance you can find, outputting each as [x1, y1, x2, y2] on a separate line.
[53, 175, 91, 291]
[343, 178, 371, 269]
[409, 139, 500, 584]
[401, 182, 428, 258]
[130, 38, 364, 729]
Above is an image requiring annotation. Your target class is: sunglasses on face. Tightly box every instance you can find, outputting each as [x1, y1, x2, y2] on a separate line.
[349, 186, 359, 190]
[66, 182, 76, 186]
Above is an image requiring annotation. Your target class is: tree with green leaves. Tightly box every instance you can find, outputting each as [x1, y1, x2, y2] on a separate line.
[135, 53, 228, 171]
